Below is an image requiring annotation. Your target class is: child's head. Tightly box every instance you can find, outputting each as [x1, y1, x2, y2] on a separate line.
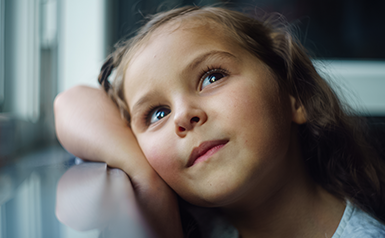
[99, 6, 385, 219]
[124, 18, 308, 206]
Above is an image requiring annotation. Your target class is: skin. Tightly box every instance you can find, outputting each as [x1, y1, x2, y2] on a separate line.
[125, 21, 304, 207]
[54, 86, 183, 238]
[123, 21, 345, 237]
[54, 19, 346, 238]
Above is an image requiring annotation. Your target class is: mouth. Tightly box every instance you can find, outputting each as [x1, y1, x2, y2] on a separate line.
[187, 139, 229, 167]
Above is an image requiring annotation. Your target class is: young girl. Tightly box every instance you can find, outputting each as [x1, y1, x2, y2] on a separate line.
[54, 6, 385, 238]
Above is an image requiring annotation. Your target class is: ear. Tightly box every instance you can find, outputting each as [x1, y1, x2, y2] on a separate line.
[289, 95, 306, 124]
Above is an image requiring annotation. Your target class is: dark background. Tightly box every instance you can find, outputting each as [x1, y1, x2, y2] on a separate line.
[105, 0, 385, 59]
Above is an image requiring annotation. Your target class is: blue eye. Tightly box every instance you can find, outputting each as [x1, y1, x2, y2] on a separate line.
[201, 70, 227, 89]
[149, 107, 171, 124]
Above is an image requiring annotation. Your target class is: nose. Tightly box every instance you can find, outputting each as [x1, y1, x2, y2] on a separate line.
[174, 101, 207, 137]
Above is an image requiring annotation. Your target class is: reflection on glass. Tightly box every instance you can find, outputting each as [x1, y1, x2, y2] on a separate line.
[56, 161, 154, 238]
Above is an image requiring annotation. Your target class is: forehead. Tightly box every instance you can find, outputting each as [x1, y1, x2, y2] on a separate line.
[128, 20, 237, 71]
[123, 20, 243, 104]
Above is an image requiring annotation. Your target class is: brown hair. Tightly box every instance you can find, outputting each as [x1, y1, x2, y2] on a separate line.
[98, 6, 385, 223]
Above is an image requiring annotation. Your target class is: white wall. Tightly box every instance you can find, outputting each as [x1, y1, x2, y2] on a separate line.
[316, 60, 385, 115]
[58, 0, 106, 92]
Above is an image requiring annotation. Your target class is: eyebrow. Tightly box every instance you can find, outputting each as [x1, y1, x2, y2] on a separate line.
[131, 91, 159, 123]
[182, 50, 238, 75]
[130, 50, 238, 124]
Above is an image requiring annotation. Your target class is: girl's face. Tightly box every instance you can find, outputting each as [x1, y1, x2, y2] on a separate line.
[124, 22, 305, 208]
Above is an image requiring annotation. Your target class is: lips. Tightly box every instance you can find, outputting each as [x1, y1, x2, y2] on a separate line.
[188, 139, 229, 167]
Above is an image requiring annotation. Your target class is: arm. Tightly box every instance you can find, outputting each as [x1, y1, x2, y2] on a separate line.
[54, 85, 183, 237]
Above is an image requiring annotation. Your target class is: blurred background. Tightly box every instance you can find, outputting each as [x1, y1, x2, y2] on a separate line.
[0, 0, 384, 237]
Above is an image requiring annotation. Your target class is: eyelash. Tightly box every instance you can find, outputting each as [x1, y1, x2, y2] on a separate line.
[142, 65, 230, 126]
[198, 66, 229, 89]
[143, 103, 164, 125]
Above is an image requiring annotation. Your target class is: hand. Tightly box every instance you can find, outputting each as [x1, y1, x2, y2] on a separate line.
[54, 86, 183, 237]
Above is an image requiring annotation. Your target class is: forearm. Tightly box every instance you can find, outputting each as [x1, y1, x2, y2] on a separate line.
[54, 86, 141, 167]
[54, 86, 183, 237]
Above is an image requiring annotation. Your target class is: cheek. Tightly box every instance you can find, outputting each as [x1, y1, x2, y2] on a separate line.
[222, 81, 291, 149]
[138, 134, 179, 177]
[220, 84, 270, 129]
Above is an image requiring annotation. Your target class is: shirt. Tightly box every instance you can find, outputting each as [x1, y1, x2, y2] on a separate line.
[332, 201, 385, 238]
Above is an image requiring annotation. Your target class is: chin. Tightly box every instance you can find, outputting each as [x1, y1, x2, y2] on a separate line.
[179, 185, 246, 208]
